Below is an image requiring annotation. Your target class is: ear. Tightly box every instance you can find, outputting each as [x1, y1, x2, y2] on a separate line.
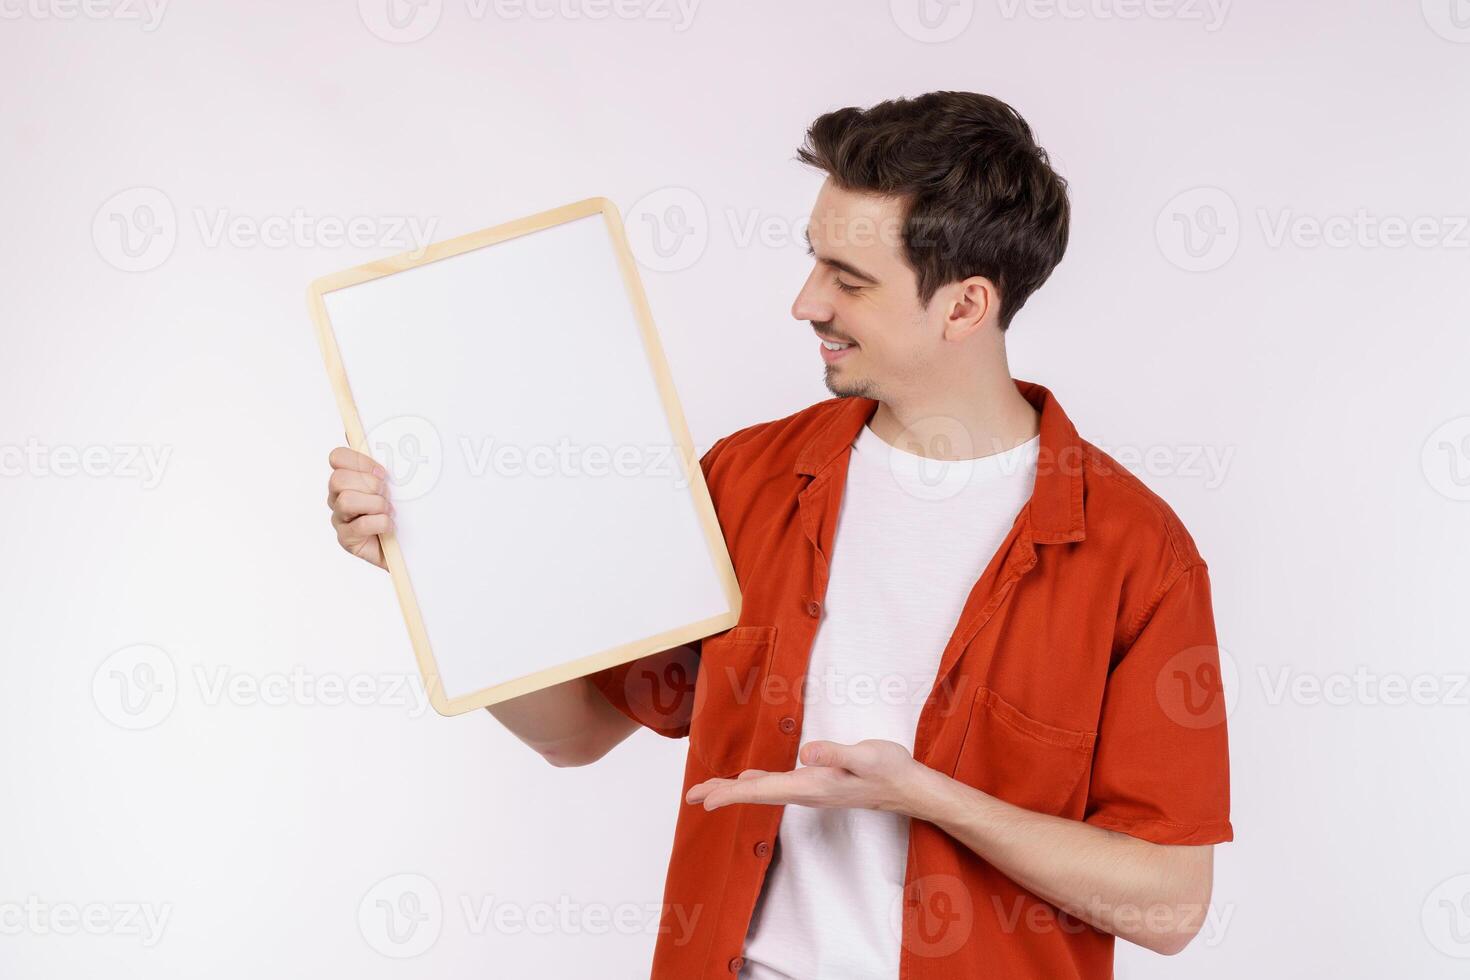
[940, 275, 998, 342]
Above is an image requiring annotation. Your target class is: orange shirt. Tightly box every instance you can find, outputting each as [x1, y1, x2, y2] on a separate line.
[588, 379, 1234, 979]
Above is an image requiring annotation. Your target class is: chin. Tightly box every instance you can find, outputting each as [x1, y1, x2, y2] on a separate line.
[823, 366, 879, 400]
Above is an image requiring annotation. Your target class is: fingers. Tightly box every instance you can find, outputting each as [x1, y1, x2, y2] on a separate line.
[799, 740, 856, 770]
[327, 466, 388, 508]
[326, 447, 392, 518]
[701, 769, 809, 809]
[685, 777, 730, 804]
[336, 512, 392, 551]
[332, 490, 390, 524]
[686, 772, 762, 805]
[326, 444, 392, 570]
[332, 503, 394, 529]
[329, 446, 386, 477]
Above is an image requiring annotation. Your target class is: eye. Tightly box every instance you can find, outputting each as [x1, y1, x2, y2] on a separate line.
[832, 274, 862, 295]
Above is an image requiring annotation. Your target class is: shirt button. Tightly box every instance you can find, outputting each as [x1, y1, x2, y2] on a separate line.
[805, 599, 821, 618]
[728, 955, 745, 972]
[778, 716, 797, 734]
[754, 840, 771, 858]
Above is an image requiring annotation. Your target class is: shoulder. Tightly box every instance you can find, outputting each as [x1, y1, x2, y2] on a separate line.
[1076, 439, 1206, 574]
[700, 397, 851, 478]
[1073, 441, 1216, 650]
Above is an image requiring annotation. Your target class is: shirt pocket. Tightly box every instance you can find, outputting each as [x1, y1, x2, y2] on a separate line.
[952, 686, 1097, 818]
[689, 625, 777, 778]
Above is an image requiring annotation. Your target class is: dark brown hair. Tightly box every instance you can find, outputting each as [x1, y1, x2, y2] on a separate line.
[796, 91, 1070, 330]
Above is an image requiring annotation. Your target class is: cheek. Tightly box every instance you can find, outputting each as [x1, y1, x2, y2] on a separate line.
[843, 303, 888, 352]
[900, 310, 944, 362]
[847, 304, 917, 363]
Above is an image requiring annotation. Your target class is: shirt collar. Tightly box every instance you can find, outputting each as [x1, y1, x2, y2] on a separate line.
[793, 378, 1086, 544]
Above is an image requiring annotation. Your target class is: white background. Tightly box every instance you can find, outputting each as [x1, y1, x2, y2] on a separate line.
[2, 1, 1468, 977]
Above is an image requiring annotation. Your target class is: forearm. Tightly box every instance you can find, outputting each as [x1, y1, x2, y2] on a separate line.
[485, 676, 636, 766]
[486, 641, 699, 766]
[904, 766, 1212, 955]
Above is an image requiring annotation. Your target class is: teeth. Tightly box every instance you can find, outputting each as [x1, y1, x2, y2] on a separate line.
[822, 340, 852, 351]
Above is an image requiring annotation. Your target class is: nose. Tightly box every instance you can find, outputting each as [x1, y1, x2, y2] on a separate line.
[791, 265, 834, 324]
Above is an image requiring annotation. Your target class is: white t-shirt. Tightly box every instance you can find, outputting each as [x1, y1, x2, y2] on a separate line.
[740, 420, 1040, 980]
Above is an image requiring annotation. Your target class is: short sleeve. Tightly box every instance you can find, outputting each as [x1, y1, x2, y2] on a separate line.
[1083, 562, 1235, 845]
[584, 435, 731, 740]
[586, 642, 700, 739]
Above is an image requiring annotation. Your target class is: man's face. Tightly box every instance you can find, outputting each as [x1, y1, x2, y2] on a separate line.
[791, 179, 936, 401]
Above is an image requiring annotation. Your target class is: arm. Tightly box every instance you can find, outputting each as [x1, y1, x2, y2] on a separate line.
[325, 445, 644, 767]
[916, 562, 1228, 953]
[688, 740, 1215, 955]
[907, 763, 1213, 955]
[484, 676, 640, 767]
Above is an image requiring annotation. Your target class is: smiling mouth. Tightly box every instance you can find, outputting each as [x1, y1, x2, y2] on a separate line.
[817, 333, 857, 365]
[815, 327, 857, 349]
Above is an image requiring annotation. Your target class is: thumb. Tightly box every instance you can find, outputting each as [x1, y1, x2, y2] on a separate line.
[800, 740, 849, 769]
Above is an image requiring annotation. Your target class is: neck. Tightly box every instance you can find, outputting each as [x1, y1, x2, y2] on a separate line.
[867, 357, 1039, 462]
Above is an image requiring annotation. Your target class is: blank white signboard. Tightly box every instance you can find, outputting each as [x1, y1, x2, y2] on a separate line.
[308, 197, 740, 716]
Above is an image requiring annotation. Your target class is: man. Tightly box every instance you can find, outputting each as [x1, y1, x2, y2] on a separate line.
[326, 91, 1233, 979]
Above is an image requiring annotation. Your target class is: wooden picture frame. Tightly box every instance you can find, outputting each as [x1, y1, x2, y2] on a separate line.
[307, 197, 740, 717]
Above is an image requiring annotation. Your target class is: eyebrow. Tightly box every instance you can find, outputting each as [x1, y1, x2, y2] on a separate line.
[803, 227, 881, 285]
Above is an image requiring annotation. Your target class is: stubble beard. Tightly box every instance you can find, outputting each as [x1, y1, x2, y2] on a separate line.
[823, 364, 879, 400]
